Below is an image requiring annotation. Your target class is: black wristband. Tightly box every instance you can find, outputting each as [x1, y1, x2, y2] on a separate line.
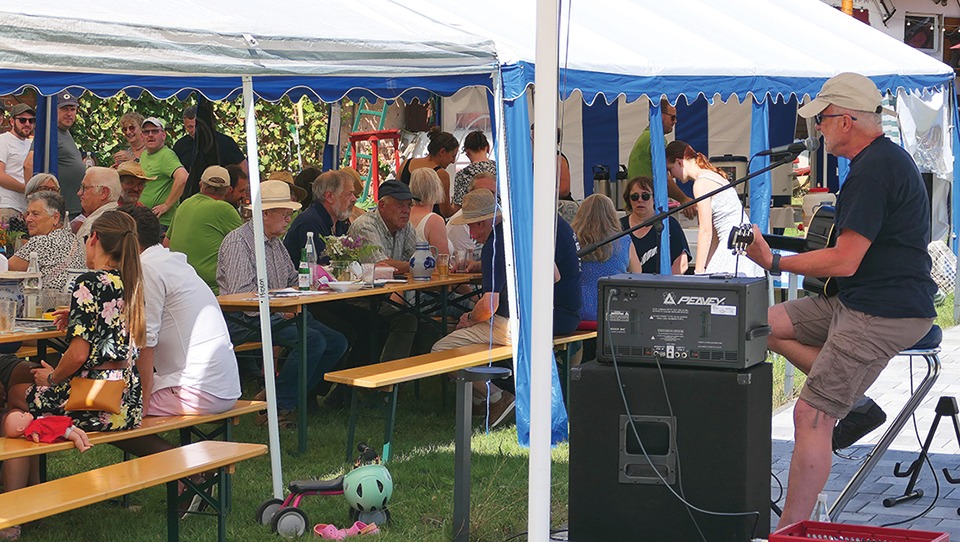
[770, 253, 782, 276]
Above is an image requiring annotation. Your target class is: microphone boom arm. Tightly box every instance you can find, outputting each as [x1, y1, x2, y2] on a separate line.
[577, 150, 799, 258]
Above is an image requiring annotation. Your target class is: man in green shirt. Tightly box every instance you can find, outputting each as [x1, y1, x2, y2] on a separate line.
[139, 117, 188, 228]
[167, 165, 243, 294]
[627, 99, 694, 217]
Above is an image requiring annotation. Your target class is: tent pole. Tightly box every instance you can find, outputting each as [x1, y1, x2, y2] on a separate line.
[529, 0, 559, 538]
[243, 76, 284, 499]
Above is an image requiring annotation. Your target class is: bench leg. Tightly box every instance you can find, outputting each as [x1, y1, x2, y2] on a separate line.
[346, 388, 360, 462]
[217, 466, 227, 542]
[382, 387, 399, 463]
[167, 481, 180, 542]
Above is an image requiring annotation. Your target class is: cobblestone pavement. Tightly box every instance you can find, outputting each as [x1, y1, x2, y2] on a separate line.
[771, 324, 960, 536]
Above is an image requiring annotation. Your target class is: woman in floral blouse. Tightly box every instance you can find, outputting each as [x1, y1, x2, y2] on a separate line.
[27, 210, 146, 431]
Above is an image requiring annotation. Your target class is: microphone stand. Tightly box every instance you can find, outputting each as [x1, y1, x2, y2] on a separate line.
[577, 150, 800, 258]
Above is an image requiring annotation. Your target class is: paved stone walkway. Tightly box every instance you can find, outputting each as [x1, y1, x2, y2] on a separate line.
[771, 323, 960, 536]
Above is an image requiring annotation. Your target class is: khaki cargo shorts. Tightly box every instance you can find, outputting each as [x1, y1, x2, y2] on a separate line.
[783, 295, 933, 419]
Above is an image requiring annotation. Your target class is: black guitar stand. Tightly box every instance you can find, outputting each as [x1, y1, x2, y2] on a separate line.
[882, 396, 960, 508]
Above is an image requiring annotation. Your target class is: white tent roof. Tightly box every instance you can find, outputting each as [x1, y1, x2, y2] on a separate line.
[0, 0, 498, 100]
[402, 0, 954, 102]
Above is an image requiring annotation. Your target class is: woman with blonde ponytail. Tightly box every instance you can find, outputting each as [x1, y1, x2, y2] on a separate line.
[665, 141, 763, 277]
[26, 210, 145, 432]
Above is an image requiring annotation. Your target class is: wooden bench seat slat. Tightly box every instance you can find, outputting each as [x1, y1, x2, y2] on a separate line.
[234, 342, 263, 353]
[0, 441, 266, 530]
[552, 330, 597, 346]
[0, 400, 266, 462]
[325, 345, 513, 388]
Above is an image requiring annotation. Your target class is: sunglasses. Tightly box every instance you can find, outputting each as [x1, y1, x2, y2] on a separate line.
[14, 117, 36, 125]
[630, 192, 653, 202]
[814, 112, 857, 125]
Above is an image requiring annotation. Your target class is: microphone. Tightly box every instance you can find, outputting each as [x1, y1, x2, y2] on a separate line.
[756, 138, 816, 157]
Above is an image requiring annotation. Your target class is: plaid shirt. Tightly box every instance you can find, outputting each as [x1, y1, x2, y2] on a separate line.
[346, 209, 417, 264]
[217, 222, 297, 295]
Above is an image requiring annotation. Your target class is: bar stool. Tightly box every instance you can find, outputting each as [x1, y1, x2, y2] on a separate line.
[348, 129, 401, 200]
[829, 324, 942, 519]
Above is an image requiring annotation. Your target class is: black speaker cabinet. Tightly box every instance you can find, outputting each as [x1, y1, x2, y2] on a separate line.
[569, 361, 771, 541]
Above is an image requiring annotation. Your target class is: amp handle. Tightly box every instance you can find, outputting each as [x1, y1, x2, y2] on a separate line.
[746, 325, 771, 341]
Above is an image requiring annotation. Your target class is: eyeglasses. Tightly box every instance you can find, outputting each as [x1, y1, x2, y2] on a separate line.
[79, 184, 103, 194]
[629, 192, 653, 202]
[266, 209, 294, 220]
[141, 128, 162, 135]
[814, 112, 857, 125]
[14, 117, 36, 125]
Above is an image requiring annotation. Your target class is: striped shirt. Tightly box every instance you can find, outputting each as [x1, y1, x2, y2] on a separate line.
[217, 222, 297, 295]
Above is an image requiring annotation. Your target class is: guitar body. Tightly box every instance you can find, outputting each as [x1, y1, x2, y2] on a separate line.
[763, 206, 838, 297]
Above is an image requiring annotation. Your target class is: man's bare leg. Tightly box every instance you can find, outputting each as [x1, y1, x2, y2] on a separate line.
[778, 399, 836, 528]
[767, 304, 821, 375]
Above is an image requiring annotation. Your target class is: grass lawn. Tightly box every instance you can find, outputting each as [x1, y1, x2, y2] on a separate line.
[20, 296, 956, 541]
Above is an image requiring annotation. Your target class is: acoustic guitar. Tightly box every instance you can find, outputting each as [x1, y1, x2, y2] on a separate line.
[727, 206, 838, 296]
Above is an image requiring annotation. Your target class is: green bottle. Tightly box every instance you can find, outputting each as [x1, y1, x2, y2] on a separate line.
[298, 249, 311, 290]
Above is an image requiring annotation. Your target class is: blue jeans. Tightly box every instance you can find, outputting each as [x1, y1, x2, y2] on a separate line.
[229, 312, 348, 410]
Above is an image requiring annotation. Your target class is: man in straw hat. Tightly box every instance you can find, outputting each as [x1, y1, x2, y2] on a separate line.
[168, 166, 243, 294]
[744, 73, 937, 527]
[116, 160, 157, 207]
[217, 180, 348, 426]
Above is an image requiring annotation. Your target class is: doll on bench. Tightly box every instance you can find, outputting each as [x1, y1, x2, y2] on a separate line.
[2, 409, 92, 452]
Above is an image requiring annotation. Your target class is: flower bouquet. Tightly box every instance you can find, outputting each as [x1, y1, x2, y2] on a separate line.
[321, 235, 378, 281]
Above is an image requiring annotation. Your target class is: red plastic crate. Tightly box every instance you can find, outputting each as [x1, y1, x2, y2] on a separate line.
[770, 521, 949, 542]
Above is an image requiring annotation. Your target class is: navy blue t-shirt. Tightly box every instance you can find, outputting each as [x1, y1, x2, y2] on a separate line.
[481, 217, 582, 334]
[481, 221, 510, 319]
[620, 215, 691, 274]
[835, 136, 936, 318]
[553, 217, 583, 334]
[282, 202, 350, 266]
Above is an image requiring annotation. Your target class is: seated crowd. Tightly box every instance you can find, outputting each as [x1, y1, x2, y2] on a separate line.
[0, 121, 627, 540]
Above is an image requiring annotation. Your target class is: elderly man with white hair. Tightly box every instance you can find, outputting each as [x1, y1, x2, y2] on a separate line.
[73, 166, 121, 241]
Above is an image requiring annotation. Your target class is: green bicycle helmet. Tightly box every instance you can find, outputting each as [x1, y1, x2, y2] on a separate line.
[342, 464, 393, 513]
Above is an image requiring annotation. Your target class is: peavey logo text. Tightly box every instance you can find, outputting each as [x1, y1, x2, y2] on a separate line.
[662, 292, 727, 306]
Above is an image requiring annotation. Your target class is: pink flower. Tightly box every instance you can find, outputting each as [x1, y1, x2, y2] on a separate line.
[101, 298, 120, 322]
[74, 284, 93, 305]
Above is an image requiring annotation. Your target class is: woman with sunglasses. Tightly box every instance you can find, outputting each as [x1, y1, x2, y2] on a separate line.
[112, 111, 146, 167]
[620, 176, 690, 274]
[665, 140, 763, 277]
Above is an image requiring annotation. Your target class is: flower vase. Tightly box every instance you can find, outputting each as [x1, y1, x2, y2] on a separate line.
[330, 260, 361, 282]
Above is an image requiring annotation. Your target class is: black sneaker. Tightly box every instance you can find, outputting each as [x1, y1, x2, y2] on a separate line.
[832, 399, 886, 451]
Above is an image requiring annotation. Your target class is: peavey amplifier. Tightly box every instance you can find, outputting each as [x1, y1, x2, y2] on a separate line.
[597, 274, 769, 369]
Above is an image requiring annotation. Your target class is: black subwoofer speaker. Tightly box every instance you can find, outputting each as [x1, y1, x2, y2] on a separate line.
[568, 361, 771, 541]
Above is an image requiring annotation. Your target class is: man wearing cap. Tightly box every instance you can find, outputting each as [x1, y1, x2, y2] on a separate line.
[117, 160, 156, 207]
[139, 117, 188, 229]
[167, 165, 243, 294]
[0, 103, 35, 220]
[744, 72, 937, 527]
[283, 169, 355, 267]
[56, 91, 85, 216]
[217, 180, 348, 425]
[346, 179, 418, 273]
[73, 166, 121, 241]
[431, 188, 582, 428]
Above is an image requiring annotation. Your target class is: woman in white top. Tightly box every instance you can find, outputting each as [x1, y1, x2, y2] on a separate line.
[409, 168, 452, 255]
[666, 140, 763, 277]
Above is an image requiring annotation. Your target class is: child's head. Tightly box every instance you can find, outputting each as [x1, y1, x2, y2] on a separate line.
[2, 409, 33, 437]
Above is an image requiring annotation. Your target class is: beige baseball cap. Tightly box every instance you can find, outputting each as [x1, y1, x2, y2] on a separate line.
[201, 165, 230, 188]
[798, 72, 894, 118]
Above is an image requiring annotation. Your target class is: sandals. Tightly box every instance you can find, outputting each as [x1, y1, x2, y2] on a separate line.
[0, 525, 21, 541]
[314, 521, 379, 539]
[255, 408, 297, 429]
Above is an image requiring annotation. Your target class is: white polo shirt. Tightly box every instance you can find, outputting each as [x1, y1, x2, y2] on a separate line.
[141, 244, 241, 400]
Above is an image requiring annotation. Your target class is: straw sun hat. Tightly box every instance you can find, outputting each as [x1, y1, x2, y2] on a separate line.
[246, 180, 302, 211]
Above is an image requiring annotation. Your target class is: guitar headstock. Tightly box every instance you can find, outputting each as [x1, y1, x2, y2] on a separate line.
[727, 223, 754, 255]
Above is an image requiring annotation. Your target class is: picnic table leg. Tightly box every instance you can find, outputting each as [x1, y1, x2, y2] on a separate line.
[382, 387, 399, 463]
[346, 389, 360, 462]
[217, 466, 227, 542]
[166, 481, 180, 542]
[298, 309, 308, 453]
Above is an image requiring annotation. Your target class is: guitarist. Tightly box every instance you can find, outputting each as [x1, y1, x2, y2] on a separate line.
[743, 73, 937, 529]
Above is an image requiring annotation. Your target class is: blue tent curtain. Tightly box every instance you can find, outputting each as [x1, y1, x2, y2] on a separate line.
[649, 101, 670, 274]
[32, 95, 57, 178]
[749, 101, 771, 232]
[504, 96, 569, 446]
[580, 100, 619, 199]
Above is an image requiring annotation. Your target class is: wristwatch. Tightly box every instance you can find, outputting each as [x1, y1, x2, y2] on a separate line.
[770, 253, 782, 276]
[47, 373, 55, 386]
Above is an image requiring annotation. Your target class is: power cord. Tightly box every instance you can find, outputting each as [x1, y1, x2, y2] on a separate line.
[604, 289, 762, 540]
